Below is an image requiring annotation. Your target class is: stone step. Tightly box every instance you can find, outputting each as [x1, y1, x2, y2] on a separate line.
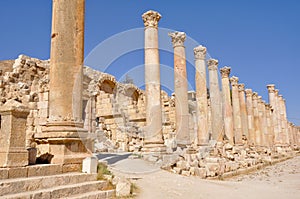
[0, 172, 97, 196]
[66, 189, 115, 199]
[3, 180, 108, 199]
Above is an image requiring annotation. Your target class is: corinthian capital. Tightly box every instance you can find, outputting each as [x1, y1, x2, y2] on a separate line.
[245, 89, 253, 97]
[220, 66, 231, 78]
[168, 31, 186, 47]
[207, 59, 218, 71]
[193, 45, 207, 60]
[142, 10, 161, 28]
[267, 84, 275, 93]
[230, 76, 239, 87]
[238, 83, 245, 92]
[252, 92, 258, 100]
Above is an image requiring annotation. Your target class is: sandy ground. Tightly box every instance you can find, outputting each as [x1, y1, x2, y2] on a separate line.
[99, 153, 300, 199]
[133, 156, 300, 199]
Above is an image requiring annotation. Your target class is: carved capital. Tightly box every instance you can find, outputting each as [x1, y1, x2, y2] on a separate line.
[168, 31, 186, 47]
[275, 89, 279, 95]
[220, 66, 231, 78]
[267, 84, 275, 93]
[207, 59, 218, 71]
[193, 45, 207, 60]
[230, 76, 239, 87]
[245, 89, 252, 97]
[252, 92, 258, 100]
[265, 103, 271, 110]
[142, 10, 161, 28]
[238, 83, 245, 92]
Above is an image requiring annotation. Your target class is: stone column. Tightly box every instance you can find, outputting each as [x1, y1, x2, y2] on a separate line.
[265, 104, 274, 147]
[245, 89, 255, 146]
[257, 98, 268, 147]
[220, 66, 234, 145]
[142, 10, 165, 150]
[35, 0, 92, 166]
[238, 84, 249, 140]
[230, 76, 242, 145]
[252, 92, 261, 146]
[267, 84, 280, 145]
[194, 45, 209, 145]
[169, 31, 190, 146]
[275, 89, 283, 145]
[207, 59, 223, 141]
[279, 95, 289, 146]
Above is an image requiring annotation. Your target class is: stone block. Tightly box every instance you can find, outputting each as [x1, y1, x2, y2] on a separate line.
[194, 167, 206, 178]
[0, 168, 9, 179]
[116, 178, 131, 197]
[27, 164, 62, 177]
[37, 101, 48, 109]
[173, 167, 181, 174]
[181, 170, 191, 176]
[82, 156, 98, 174]
[176, 160, 190, 170]
[8, 167, 27, 178]
[38, 108, 48, 118]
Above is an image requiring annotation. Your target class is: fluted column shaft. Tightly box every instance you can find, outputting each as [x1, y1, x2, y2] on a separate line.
[230, 76, 242, 145]
[169, 32, 190, 146]
[275, 90, 283, 145]
[208, 59, 223, 141]
[245, 89, 255, 146]
[142, 10, 164, 145]
[279, 95, 289, 146]
[194, 46, 209, 145]
[220, 67, 234, 144]
[265, 104, 274, 146]
[238, 84, 249, 140]
[257, 98, 268, 147]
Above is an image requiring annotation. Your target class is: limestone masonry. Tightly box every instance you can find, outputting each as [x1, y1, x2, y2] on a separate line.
[0, 3, 299, 193]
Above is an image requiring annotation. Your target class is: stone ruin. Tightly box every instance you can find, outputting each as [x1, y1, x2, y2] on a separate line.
[0, 4, 299, 183]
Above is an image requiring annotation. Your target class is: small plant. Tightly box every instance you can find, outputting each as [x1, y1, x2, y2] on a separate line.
[97, 162, 112, 180]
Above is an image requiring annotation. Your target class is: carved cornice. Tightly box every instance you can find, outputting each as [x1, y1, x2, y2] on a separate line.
[168, 31, 186, 48]
[207, 59, 218, 71]
[193, 45, 207, 60]
[220, 66, 231, 78]
[142, 10, 161, 28]
[230, 76, 239, 87]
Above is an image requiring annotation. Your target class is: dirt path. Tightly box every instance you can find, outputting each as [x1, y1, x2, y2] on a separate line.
[134, 156, 300, 199]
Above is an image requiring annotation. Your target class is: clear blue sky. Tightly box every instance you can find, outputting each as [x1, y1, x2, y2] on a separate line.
[1, 0, 300, 125]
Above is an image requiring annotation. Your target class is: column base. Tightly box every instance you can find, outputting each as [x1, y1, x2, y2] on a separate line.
[35, 121, 94, 165]
[142, 143, 166, 153]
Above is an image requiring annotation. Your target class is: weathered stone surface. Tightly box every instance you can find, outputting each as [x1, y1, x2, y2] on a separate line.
[116, 178, 131, 197]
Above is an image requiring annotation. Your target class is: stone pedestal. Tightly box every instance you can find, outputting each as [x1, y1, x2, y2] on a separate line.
[207, 59, 223, 141]
[35, 0, 91, 166]
[230, 76, 242, 145]
[194, 46, 209, 145]
[142, 10, 165, 150]
[220, 66, 234, 144]
[245, 89, 255, 145]
[0, 100, 29, 167]
[169, 31, 190, 146]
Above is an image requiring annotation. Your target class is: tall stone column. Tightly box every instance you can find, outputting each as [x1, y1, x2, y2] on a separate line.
[169, 31, 190, 146]
[252, 92, 261, 146]
[238, 84, 249, 139]
[220, 66, 234, 145]
[257, 98, 268, 147]
[142, 10, 165, 150]
[279, 95, 289, 146]
[267, 84, 280, 145]
[245, 89, 255, 146]
[207, 59, 223, 141]
[194, 45, 209, 145]
[275, 89, 283, 145]
[265, 104, 274, 146]
[230, 76, 242, 145]
[35, 0, 91, 166]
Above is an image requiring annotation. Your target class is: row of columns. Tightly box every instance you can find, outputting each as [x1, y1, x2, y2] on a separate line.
[142, 10, 299, 149]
